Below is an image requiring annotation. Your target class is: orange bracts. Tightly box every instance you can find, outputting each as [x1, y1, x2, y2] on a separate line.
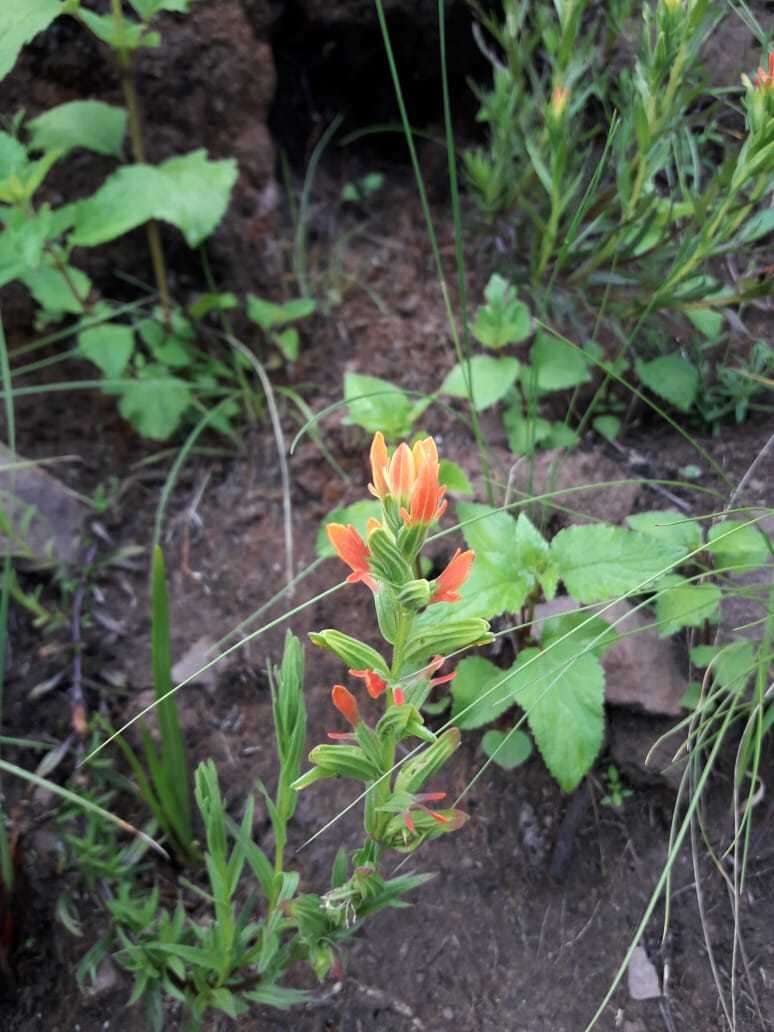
[431, 549, 475, 604]
[754, 52, 774, 90]
[368, 432, 447, 527]
[331, 684, 359, 726]
[326, 523, 377, 591]
[349, 668, 387, 699]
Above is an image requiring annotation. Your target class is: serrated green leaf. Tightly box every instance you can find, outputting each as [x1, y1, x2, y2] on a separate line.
[540, 610, 618, 657]
[70, 150, 237, 248]
[78, 323, 135, 379]
[438, 459, 472, 496]
[117, 365, 192, 439]
[654, 575, 721, 636]
[481, 728, 532, 769]
[452, 502, 530, 619]
[552, 523, 682, 603]
[21, 263, 91, 314]
[343, 372, 416, 439]
[707, 520, 770, 572]
[635, 354, 699, 412]
[27, 102, 127, 158]
[626, 509, 702, 557]
[450, 656, 515, 729]
[531, 331, 591, 391]
[685, 307, 724, 339]
[316, 500, 382, 558]
[0, 1, 63, 82]
[440, 354, 520, 411]
[509, 639, 605, 792]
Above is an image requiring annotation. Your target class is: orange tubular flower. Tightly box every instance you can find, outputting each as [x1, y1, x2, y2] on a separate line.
[401, 458, 447, 527]
[349, 668, 387, 699]
[754, 51, 774, 90]
[331, 684, 360, 726]
[369, 432, 446, 523]
[431, 549, 475, 604]
[326, 523, 377, 591]
[369, 432, 390, 499]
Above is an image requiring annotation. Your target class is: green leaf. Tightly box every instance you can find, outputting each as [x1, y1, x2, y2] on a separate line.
[544, 421, 579, 450]
[635, 354, 698, 412]
[654, 575, 721, 636]
[343, 372, 416, 439]
[316, 500, 382, 559]
[450, 656, 515, 730]
[0, 132, 27, 179]
[452, 502, 530, 619]
[27, 102, 127, 158]
[0, 0, 63, 82]
[593, 414, 620, 442]
[471, 274, 531, 349]
[128, 0, 191, 16]
[736, 208, 774, 243]
[78, 323, 135, 379]
[117, 365, 192, 439]
[188, 291, 237, 319]
[246, 295, 316, 330]
[540, 610, 618, 658]
[707, 520, 770, 572]
[531, 331, 591, 391]
[503, 402, 554, 455]
[77, 9, 161, 50]
[626, 509, 702, 558]
[440, 354, 520, 411]
[70, 150, 238, 248]
[21, 263, 91, 314]
[275, 327, 299, 362]
[481, 728, 532, 769]
[438, 459, 472, 496]
[552, 523, 682, 603]
[509, 640, 605, 792]
[685, 307, 723, 339]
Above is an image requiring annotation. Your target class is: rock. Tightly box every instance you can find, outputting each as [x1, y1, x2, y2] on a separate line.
[534, 598, 689, 716]
[172, 636, 217, 693]
[507, 448, 639, 527]
[627, 945, 661, 1001]
[0, 445, 87, 566]
[609, 711, 686, 792]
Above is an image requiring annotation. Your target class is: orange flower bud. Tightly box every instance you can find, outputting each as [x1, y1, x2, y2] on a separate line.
[331, 684, 360, 726]
[368, 432, 390, 499]
[349, 668, 387, 699]
[430, 549, 475, 604]
[326, 523, 377, 591]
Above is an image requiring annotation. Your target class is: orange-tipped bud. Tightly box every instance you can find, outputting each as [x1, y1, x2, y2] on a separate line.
[386, 443, 415, 503]
[368, 432, 390, 499]
[402, 458, 447, 527]
[349, 668, 387, 699]
[331, 684, 360, 726]
[326, 523, 377, 591]
[430, 549, 475, 604]
[754, 51, 774, 90]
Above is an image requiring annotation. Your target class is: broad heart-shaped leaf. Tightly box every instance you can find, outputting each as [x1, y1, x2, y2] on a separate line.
[0, 0, 63, 82]
[343, 372, 415, 439]
[440, 354, 520, 411]
[27, 102, 127, 158]
[654, 575, 721, 637]
[626, 509, 702, 558]
[78, 323, 135, 379]
[552, 524, 682, 603]
[707, 519, 770, 572]
[508, 639, 605, 792]
[635, 354, 699, 412]
[481, 728, 532, 770]
[531, 331, 591, 392]
[316, 499, 381, 559]
[471, 274, 531, 349]
[21, 264, 91, 315]
[70, 150, 238, 248]
[117, 365, 193, 440]
[450, 656, 516, 730]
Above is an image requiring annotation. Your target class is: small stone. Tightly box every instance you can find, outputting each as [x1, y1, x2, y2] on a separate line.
[627, 946, 660, 1000]
[442, 1008, 454, 1021]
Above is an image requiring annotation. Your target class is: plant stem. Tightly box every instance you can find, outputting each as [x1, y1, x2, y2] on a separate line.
[110, 0, 171, 324]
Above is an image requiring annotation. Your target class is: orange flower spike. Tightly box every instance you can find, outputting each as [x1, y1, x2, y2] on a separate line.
[326, 523, 377, 591]
[431, 549, 475, 604]
[331, 684, 360, 726]
[349, 668, 387, 699]
[386, 443, 415, 503]
[368, 432, 390, 500]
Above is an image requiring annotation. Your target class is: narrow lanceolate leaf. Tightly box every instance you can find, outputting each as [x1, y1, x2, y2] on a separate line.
[1, 1, 64, 82]
[508, 640, 605, 792]
[552, 523, 682, 603]
[70, 150, 238, 248]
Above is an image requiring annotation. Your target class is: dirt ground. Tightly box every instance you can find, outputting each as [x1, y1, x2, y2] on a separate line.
[1, 151, 773, 1032]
